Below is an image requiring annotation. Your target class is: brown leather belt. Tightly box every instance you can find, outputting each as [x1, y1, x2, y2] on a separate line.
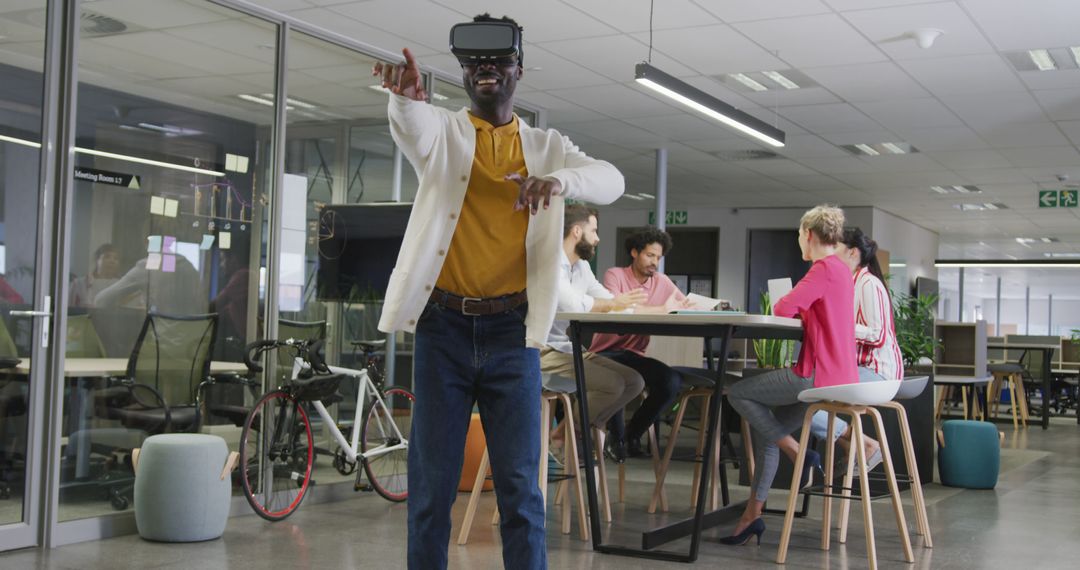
[430, 288, 527, 316]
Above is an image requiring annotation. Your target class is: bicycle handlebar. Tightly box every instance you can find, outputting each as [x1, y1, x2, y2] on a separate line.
[243, 338, 330, 375]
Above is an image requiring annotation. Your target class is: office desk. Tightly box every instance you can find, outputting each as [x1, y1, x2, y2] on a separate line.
[561, 311, 802, 562]
[987, 343, 1057, 429]
[14, 358, 248, 377]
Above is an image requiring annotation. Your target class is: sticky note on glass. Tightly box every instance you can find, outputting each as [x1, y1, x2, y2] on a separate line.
[162, 236, 176, 254]
[225, 154, 238, 172]
[146, 253, 162, 270]
[200, 234, 215, 250]
[164, 198, 179, 218]
[162, 253, 176, 273]
[219, 231, 231, 250]
[236, 155, 249, 173]
[147, 235, 162, 253]
[150, 196, 165, 215]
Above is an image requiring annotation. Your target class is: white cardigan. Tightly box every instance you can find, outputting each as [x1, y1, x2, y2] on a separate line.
[377, 94, 624, 347]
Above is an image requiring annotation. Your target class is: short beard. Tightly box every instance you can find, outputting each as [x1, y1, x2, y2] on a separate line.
[575, 239, 596, 261]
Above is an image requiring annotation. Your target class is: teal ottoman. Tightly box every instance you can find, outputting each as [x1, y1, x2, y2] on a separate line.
[133, 434, 238, 542]
[937, 420, 1001, 489]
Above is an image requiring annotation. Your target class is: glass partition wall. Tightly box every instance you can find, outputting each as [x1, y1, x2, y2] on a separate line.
[0, 0, 543, 551]
[0, 0, 49, 543]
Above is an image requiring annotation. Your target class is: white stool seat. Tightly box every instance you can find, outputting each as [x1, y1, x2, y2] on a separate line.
[798, 380, 901, 406]
[542, 373, 577, 394]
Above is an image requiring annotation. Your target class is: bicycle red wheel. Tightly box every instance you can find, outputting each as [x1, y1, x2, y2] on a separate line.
[239, 390, 314, 521]
[361, 387, 414, 502]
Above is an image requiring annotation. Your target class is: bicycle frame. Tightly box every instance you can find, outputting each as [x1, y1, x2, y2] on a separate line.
[291, 359, 408, 465]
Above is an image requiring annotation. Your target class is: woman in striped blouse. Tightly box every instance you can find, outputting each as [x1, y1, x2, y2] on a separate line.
[809, 227, 904, 469]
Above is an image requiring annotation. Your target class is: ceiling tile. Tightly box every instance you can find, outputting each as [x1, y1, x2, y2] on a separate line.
[327, 1, 465, 53]
[523, 92, 613, 123]
[899, 54, 1026, 96]
[547, 83, 685, 119]
[824, 0, 937, 10]
[517, 46, 617, 91]
[891, 125, 989, 151]
[778, 102, 883, 132]
[773, 174, 853, 191]
[842, 2, 995, 60]
[797, 156, 878, 174]
[735, 14, 889, 68]
[538, 35, 695, 82]
[625, 113, 743, 142]
[999, 146, 1080, 168]
[635, 25, 787, 75]
[693, 0, 832, 23]
[803, 62, 930, 102]
[740, 87, 841, 107]
[954, 168, 1033, 184]
[284, 7, 442, 57]
[773, 134, 853, 158]
[428, 0, 617, 42]
[854, 98, 963, 130]
[929, 149, 1012, 169]
[88, 0, 232, 29]
[975, 122, 1072, 148]
[1016, 69, 1080, 91]
[566, 0, 719, 32]
[1056, 120, 1080, 146]
[740, 158, 822, 177]
[818, 129, 899, 145]
[939, 92, 1048, 126]
[562, 117, 665, 145]
[1032, 89, 1080, 121]
[962, 0, 1080, 51]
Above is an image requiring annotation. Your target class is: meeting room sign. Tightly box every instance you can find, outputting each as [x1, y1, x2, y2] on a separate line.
[1039, 189, 1078, 208]
[74, 166, 142, 189]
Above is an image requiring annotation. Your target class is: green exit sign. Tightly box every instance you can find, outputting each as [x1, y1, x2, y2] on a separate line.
[648, 210, 689, 225]
[1039, 189, 1077, 208]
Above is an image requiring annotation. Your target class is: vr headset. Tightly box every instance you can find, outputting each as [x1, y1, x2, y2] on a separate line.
[449, 21, 523, 67]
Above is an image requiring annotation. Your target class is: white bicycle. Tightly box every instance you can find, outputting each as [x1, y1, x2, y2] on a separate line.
[238, 339, 414, 521]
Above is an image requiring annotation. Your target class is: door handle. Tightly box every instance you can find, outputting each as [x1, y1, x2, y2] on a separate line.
[9, 310, 52, 317]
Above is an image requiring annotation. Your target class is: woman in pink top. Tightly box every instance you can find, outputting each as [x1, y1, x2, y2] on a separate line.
[722, 205, 863, 546]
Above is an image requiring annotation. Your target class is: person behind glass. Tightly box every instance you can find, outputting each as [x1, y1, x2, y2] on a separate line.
[590, 227, 692, 460]
[373, 14, 624, 570]
[723, 205, 867, 546]
[70, 243, 120, 307]
[806, 227, 904, 473]
[542, 204, 645, 450]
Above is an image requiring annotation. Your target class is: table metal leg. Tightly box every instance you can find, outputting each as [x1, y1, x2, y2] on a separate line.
[1043, 350, 1052, 430]
[568, 323, 602, 550]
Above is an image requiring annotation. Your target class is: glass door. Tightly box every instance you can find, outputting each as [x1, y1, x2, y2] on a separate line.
[0, 0, 51, 550]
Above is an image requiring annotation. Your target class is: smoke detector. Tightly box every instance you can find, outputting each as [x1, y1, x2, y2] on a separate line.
[910, 28, 944, 49]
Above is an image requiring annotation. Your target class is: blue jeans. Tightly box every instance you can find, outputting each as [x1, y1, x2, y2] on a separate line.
[408, 301, 546, 570]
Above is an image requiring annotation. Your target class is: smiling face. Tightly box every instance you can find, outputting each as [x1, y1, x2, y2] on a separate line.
[462, 58, 522, 113]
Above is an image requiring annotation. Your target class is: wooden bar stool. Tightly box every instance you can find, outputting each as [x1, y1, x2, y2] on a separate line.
[839, 376, 933, 549]
[456, 374, 592, 544]
[988, 363, 1028, 428]
[648, 371, 720, 513]
[777, 380, 913, 570]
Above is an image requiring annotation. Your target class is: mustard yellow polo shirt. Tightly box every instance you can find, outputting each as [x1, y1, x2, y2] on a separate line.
[435, 113, 529, 298]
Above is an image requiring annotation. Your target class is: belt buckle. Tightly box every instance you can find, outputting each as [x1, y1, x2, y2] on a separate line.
[461, 296, 484, 316]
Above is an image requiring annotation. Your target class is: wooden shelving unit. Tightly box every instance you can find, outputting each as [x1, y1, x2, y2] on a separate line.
[933, 320, 988, 378]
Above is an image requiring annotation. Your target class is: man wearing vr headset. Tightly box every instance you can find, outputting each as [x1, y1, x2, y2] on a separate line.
[374, 13, 623, 570]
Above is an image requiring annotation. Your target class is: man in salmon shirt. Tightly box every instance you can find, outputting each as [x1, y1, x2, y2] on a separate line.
[591, 227, 691, 460]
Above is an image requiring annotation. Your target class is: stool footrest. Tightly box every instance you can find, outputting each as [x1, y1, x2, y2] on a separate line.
[800, 482, 893, 501]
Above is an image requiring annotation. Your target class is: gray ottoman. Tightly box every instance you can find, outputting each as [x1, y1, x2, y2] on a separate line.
[134, 434, 236, 542]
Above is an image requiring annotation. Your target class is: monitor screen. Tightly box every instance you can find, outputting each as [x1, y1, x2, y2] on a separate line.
[317, 203, 412, 302]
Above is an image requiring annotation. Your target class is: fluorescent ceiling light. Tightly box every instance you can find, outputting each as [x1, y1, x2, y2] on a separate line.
[75, 147, 224, 176]
[369, 84, 448, 101]
[237, 93, 286, 109]
[1072, 46, 1080, 67]
[4, 132, 222, 176]
[881, 142, 907, 155]
[932, 185, 981, 194]
[622, 193, 645, 201]
[0, 133, 41, 149]
[936, 260, 1080, 268]
[889, 263, 907, 268]
[1028, 49, 1057, 71]
[762, 70, 799, 89]
[261, 93, 317, 110]
[954, 202, 1007, 211]
[730, 73, 767, 92]
[854, 143, 880, 156]
[637, 192, 655, 199]
[635, 62, 785, 148]
[1045, 252, 1080, 259]
[931, 185, 948, 194]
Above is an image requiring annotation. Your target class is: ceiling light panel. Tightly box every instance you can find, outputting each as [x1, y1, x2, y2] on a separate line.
[841, 142, 917, 156]
[931, 185, 982, 194]
[1028, 49, 1057, 71]
[717, 69, 816, 93]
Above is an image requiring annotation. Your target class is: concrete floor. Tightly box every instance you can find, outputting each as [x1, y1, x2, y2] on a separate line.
[3, 419, 1080, 569]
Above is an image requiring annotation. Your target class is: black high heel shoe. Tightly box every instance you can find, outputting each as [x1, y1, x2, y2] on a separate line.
[800, 449, 824, 490]
[719, 518, 765, 546]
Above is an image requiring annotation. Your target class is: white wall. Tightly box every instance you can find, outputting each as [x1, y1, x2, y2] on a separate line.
[594, 205, 876, 309]
[871, 208, 939, 293]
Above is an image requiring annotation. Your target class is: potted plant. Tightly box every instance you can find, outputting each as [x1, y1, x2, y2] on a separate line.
[752, 291, 796, 369]
[893, 291, 938, 373]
